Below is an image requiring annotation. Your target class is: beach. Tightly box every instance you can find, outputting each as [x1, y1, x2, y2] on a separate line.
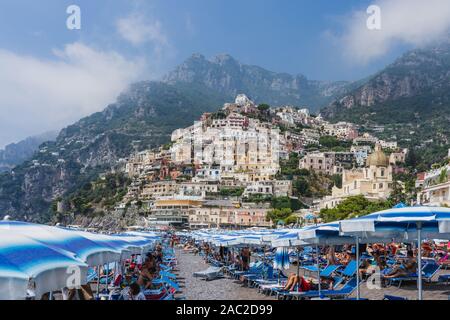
[175, 248, 274, 300]
[176, 248, 450, 300]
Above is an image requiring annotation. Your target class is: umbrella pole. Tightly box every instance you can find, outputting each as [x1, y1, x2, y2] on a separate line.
[105, 263, 109, 294]
[297, 248, 300, 292]
[417, 223, 423, 301]
[356, 237, 360, 300]
[316, 244, 321, 297]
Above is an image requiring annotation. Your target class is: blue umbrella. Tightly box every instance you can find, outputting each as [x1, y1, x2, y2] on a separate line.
[271, 230, 306, 248]
[299, 222, 355, 245]
[0, 229, 88, 299]
[0, 221, 123, 266]
[273, 247, 290, 270]
[393, 202, 407, 209]
[340, 206, 450, 300]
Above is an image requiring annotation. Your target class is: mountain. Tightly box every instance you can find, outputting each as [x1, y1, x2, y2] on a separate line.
[0, 81, 227, 222]
[0, 131, 58, 172]
[163, 53, 350, 112]
[321, 42, 450, 164]
[323, 42, 450, 120]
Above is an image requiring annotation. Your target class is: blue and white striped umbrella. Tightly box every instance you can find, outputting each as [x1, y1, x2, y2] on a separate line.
[261, 229, 290, 242]
[0, 221, 122, 266]
[0, 229, 88, 299]
[339, 206, 450, 300]
[273, 247, 290, 270]
[339, 206, 450, 241]
[271, 230, 306, 247]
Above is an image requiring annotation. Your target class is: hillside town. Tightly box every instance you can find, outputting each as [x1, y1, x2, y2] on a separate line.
[105, 94, 417, 230]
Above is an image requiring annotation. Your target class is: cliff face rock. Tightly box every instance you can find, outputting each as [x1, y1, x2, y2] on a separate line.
[164, 54, 350, 112]
[322, 42, 450, 120]
[0, 131, 57, 172]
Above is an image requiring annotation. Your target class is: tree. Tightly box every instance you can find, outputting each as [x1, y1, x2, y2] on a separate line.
[320, 195, 391, 222]
[284, 215, 298, 225]
[293, 178, 310, 196]
[266, 208, 292, 224]
[258, 104, 270, 112]
[331, 174, 343, 189]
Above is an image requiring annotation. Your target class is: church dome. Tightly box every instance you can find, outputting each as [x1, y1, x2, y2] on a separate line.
[366, 144, 389, 167]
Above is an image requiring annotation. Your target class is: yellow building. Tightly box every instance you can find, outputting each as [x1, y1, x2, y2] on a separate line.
[320, 144, 394, 209]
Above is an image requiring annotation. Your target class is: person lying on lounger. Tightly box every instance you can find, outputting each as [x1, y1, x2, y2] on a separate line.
[383, 250, 417, 279]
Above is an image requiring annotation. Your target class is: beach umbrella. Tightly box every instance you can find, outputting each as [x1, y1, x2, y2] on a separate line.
[299, 222, 355, 245]
[271, 230, 306, 248]
[298, 222, 362, 299]
[0, 221, 122, 266]
[0, 229, 88, 299]
[0, 245, 30, 300]
[393, 202, 407, 209]
[340, 206, 450, 300]
[261, 229, 290, 242]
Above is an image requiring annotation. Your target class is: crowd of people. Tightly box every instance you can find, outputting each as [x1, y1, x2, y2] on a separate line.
[181, 236, 450, 298]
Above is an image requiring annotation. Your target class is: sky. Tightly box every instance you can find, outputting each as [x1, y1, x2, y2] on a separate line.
[1, 0, 450, 148]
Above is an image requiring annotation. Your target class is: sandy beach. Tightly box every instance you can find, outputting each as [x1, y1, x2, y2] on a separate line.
[175, 248, 274, 300]
[176, 249, 450, 300]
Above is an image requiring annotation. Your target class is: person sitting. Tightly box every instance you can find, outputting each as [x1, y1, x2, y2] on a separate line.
[283, 273, 312, 292]
[383, 250, 417, 279]
[422, 241, 433, 258]
[241, 247, 251, 271]
[326, 246, 338, 265]
[137, 260, 157, 289]
[121, 283, 146, 301]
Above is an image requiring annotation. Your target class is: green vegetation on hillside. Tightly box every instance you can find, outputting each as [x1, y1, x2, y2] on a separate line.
[319, 195, 392, 222]
[64, 173, 131, 217]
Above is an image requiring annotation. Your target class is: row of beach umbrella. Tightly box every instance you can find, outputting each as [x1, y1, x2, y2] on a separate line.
[187, 206, 450, 300]
[0, 221, 160, 300]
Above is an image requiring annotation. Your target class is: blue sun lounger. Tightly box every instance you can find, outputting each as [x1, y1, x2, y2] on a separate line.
[384, 295, 408, 300]
[280, 278, 360, 300]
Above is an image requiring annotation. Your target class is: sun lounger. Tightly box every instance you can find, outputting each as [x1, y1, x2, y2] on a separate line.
[386, 261, 441, 287]
[280, 278, 360, 300]
[438, 274, 450, 285]
[193, 266, 224, 281]
[384, 295, 408, 300]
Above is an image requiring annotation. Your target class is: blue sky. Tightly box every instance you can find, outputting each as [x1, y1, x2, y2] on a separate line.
[1, 0, 450, 147]
[0, 0, 397, 80]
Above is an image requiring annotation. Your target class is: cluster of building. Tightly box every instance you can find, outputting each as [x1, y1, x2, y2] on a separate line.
[115, 94, 409, 228]
[319, 145, 396, 210]
[416, 150, 450, 207]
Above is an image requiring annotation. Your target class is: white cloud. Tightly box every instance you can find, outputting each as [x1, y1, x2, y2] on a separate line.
[117, 12, 168, 50]
[334, 0, 450, 64]
[0, 43, 144, 148]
